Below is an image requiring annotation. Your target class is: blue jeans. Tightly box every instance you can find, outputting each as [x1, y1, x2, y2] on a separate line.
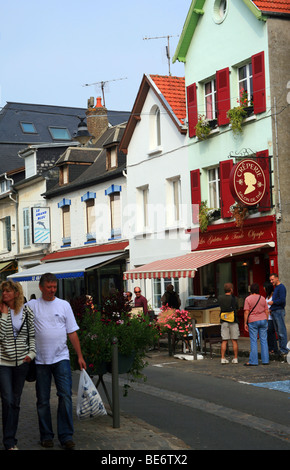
[248, 320, 269, 365]
[0, 363, 29, 449]
[36, 360, 74, 444]
[271, 309, 289, 354]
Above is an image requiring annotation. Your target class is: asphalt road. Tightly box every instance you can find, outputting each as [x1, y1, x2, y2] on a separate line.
[102, 353, 290, 450]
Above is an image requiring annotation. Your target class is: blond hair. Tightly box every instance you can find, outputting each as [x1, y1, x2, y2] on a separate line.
[1, 280, 24, 314]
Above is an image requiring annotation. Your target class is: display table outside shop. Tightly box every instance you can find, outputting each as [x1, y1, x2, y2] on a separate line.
[183, 322, 221, 355]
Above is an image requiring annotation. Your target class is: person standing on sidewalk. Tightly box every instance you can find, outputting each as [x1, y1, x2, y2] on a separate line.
[0, 281, 35, 450]
[134, 287, 148, 315]
[268, 273, 289, 359]
[218, 283, 239, 364]
[28, 273, 86, 450]
[244, 283, 269, 366]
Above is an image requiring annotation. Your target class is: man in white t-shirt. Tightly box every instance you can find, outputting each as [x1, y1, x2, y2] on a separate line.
[28, 272, 86, 450]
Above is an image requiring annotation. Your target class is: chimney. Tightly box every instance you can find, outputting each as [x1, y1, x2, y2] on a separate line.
[85, 96, 108, 143]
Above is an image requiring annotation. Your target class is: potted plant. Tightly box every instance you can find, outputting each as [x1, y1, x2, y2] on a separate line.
[157, 307, 193, 352]
[230, 201, 249, 229]
[198, 201, 219, 232]
[70, 292, 160, 385]
[195, 115, 211, 140]
[227, 88, 253, 135]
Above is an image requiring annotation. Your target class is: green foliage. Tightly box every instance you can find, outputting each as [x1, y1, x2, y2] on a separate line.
[195, 115, 211, 140]
[70, 292, 160, 384]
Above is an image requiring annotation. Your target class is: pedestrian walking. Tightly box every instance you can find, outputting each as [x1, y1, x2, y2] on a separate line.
[268, 273, 289, 359]
[244, 283, 269, 366]
[27, 272, 86, 450]
[0, 280, 35, 450]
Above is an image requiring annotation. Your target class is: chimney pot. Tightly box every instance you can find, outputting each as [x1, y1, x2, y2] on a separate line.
[96, 96, 102, 107]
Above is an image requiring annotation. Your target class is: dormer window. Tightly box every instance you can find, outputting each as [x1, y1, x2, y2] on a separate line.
[106, 146, 118, 170]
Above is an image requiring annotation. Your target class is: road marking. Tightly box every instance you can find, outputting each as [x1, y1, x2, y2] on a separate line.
[248, 380, 290, 395]
[110, 377, 290, 444]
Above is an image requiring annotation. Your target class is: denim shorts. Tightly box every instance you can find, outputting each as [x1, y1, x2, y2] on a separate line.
[221, 322, 240, 340]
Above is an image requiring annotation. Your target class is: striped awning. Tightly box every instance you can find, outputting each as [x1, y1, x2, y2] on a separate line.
[123, 243, 274, 280]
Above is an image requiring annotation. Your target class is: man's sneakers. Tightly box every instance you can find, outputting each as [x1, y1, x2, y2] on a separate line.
[221, 357, 238, 364]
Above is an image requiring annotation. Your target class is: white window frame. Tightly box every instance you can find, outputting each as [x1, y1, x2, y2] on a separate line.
[238, 62, 253, 106]
[166, 176, 181, 226]
[208, 167, 220, 208]
[204, 79, 217, 120]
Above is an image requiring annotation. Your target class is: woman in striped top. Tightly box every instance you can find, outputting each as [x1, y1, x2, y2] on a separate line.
[0, 281, 35, 450]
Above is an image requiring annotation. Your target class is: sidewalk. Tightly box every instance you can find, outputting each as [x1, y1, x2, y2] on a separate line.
[1, 336, 289, 451]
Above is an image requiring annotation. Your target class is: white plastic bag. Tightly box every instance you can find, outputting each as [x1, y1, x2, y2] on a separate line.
[76, 369, 107, 420]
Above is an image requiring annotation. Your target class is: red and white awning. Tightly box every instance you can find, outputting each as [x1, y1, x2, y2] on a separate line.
[123, 242, 274, 280]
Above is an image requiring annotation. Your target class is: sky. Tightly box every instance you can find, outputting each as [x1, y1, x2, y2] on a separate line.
[0, 0, 191, 112]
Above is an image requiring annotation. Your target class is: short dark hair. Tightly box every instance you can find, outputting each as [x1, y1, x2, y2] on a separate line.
[39, 273, 58, 286]
[270, 273, 278, 278]
[250, 283, 260, 294]
[224, 282, 233, 293]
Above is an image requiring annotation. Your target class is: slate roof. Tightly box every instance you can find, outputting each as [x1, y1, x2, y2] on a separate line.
[0, 101, 130, 175]
[44, 123, 127, 198]
[253, 0, 290, 14]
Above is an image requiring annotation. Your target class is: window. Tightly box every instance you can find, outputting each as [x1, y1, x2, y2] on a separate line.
[149, 105, 161, 150]
[86, 199, 96, 242]
[208, 167, 220, 208]
[238, 63, 253, 105]
[1, 217, 11, 251]
[213, 0, 228, 23]
[25, 153, 37, 179]
[152, 278, 179, 309]
[23, 208, 30, 247]
[110, 193, 121, 239]
[20, 122, 37, 134]
[49, 127, 71, 140]
[0, 180, 11, 194]
[62, 205, 71, 245]
[166, 177, 181, 225]
[59, 166, 69, 185]
[106, 147, 118, 170]
[205, 80, 217, 120]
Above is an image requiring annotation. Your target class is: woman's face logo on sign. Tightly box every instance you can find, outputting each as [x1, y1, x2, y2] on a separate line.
[229, 159, 266, 206]
[244, 172, 257, 194]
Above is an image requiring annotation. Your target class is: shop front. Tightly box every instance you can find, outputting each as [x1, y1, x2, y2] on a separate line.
[190, 214, 277, 335]
[8, 241, 129, 306]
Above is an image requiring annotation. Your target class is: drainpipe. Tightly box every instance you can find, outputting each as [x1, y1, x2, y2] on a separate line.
[4, 174, 19, 255]
[273, 97, 282, 221]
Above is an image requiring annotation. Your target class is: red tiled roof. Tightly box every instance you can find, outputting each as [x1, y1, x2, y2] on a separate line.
[149, 75, 186, 125]
[41, 240, 129, 262]
[253, 0, 290, 14]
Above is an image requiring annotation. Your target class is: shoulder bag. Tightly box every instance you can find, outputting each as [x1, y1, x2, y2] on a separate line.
[246, 295, 261, 325]
[220, 296, 235, 323]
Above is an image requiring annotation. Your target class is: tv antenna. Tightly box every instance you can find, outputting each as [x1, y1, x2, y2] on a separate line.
[82, 77, 127, 107]
[143, 35, 179, 76]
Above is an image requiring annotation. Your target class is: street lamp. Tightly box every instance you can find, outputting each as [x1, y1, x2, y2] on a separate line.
[73, 117, 92, 146]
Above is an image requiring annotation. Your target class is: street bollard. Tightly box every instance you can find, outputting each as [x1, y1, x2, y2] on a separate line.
[192, 319, 197, 360]
[111, 337, 120, 428]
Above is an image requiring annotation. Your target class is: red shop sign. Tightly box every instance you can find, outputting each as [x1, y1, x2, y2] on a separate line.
[229, 159, 266, 206]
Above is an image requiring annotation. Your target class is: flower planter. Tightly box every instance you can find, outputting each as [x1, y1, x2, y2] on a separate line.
[244, 106, 254, 118]
[85, 359, 108, 376]
[106, 352, 136, 375]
